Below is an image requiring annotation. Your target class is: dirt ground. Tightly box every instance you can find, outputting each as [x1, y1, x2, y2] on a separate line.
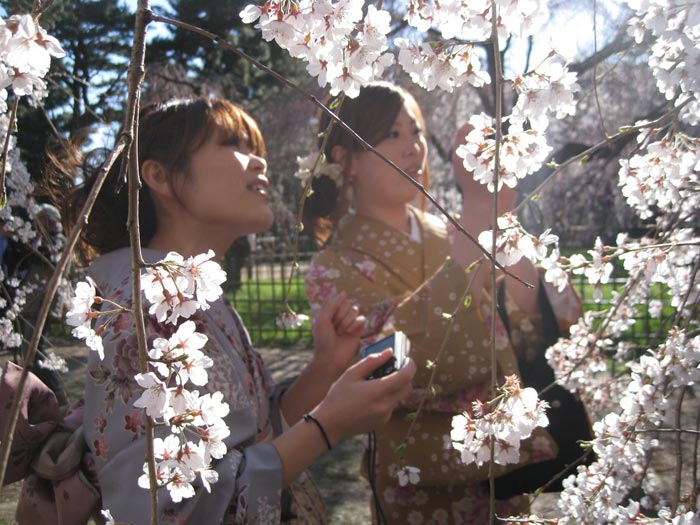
[1, 343, 696, 524]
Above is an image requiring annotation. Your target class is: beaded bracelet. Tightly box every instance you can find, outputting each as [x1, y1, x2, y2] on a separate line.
[303, 413, 332, 451]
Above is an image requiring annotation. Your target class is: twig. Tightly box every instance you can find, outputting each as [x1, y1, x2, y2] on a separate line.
[282, 95, 344, 307]
[672, 388, 686, 515]
[592, 0, 608, 138]
[403, 259, 485, 442]
[488, 4, 503, 523]
[123, 2, 158, 523]
[148, 13, 533, 290]
[0, 97, 19, 207]
[513, 100, 691, 216]
[0, 140, 126, 487]
[691, 400, 700, 509]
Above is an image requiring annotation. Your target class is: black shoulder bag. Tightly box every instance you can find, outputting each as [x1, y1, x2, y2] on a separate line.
[494, 278, 594, 499]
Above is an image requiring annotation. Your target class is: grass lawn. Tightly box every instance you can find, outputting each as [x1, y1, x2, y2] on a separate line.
[230, 276, 313, 346]
[231, 275, 674, 350]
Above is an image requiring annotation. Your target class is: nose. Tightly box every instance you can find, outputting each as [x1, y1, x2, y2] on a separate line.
[249, 154, 267, 174]
[407, 136, 424, 158]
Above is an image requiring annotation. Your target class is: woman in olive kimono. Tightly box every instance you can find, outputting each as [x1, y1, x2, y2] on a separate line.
[303, 84, 583, 524]
[55, 97, 416, 524]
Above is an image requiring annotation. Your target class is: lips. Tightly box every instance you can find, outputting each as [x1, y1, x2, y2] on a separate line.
[404, 166, 423, 180]
[247, 176, 270, 199]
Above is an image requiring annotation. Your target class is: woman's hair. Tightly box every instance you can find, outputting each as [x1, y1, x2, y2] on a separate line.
[45, 97, 265, 265]
[302, 82, 430, 246]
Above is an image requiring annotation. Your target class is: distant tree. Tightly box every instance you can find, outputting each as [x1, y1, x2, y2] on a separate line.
[6, 0, 133, 179]
[145, 0, 309, 102]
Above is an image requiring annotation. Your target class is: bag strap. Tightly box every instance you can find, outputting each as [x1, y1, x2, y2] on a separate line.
[496, 276, 561, 343]
[496, 279, 511, 338]
[537, 275, 562, 348]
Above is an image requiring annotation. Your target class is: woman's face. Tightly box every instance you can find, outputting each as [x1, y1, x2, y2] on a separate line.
[176, 127, 274, 239]
[350, 101, 428, 211]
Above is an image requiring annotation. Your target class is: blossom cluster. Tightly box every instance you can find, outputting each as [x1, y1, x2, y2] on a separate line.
[0, 14, 65, 101]
[555, 330, 700, 524]
[240, 0, 393, 97]
[395, 39, 490, 93]
[451, 47, 578, 195]
[451, 375, 549, 467]
[626, 0, 700, 125]
[397, 0, 552, 93]
[619, 132, 700, 221]
[141, 250, 227, 325]
[294, 152, 343, 189]
[403, 0, 549, 42]
[0, 14, 67, 353]
[476, 212, 565, 285]
[455, 112, 553, 191]
[65, 251, 230, 504]
[567, 237, 615, 302]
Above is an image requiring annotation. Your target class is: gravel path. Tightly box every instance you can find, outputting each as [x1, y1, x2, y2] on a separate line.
[1, 344, 697, 524]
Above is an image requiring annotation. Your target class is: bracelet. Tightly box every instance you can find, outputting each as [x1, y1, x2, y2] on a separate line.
[303, 413, 332, 451]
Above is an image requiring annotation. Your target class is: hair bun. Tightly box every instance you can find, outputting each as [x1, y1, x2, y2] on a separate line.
[307, 175, 341, 217]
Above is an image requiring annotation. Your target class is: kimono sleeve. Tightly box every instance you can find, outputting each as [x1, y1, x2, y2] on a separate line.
[306, 249, 476, 343]
[83, 311, 285, 524]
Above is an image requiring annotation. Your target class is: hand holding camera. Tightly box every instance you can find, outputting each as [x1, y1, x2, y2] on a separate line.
[360, 331, 410, 379]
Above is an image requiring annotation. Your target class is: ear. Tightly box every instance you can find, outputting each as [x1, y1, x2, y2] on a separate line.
[330, 145, 349, 168]
[331, 145, 357, 180]
[141, 159, 175, 199]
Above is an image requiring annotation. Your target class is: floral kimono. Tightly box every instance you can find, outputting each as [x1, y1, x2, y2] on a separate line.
[85, 248, 326, 524]
[305, 208, 557, 524]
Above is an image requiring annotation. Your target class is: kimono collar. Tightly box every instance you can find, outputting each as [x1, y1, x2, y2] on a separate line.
[333, 206, 450, 287]
[88, 247, 166, 296]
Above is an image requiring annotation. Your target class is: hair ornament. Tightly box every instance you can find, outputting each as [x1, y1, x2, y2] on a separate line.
[294, 152, 343, 189]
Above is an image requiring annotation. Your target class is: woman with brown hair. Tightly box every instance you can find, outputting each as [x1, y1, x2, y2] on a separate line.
[303, 83, 564, 523]
[50, 96, 416, 524]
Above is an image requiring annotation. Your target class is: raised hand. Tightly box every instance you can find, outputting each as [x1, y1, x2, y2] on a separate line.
[311, 291, 366, 379]
[452, 122, 517, 213]
[312, 349, 416, 444]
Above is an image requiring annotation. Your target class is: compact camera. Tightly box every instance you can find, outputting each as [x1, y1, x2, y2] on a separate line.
[360, 331, 410, 379]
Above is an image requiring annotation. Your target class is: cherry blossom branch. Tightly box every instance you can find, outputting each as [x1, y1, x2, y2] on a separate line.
[692, 402, 700, 508]
[488, 4, 503, 521]
[513, 99, 692, 217]
[282, 97, 343, 312]
[672, 388, 686, 514]
[402, 259, 484, 442]
[0, 96, 19, 207]
[673, 255, 700, 329]
[122, 2, 159, 522]
[530, 447, 593, 496]
[148, 13, 532, 289]
[591, 0, 608, 138]
[0, 139, 127, 487]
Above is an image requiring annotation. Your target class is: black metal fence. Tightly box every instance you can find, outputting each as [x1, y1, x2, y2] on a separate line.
[231, 245, 668, 348]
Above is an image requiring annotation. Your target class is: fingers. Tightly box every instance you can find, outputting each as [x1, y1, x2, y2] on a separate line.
[373, 357, 416, 395]
[345, 315, 366, 337]
[316, 291, 347, 327]
[316, 292, 363, 335]
[453, 122, 474, 151]
[331, 294, 363, 335]
[345, 348, 395, 380]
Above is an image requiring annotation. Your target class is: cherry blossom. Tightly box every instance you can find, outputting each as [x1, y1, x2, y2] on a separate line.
[451, 376, 549, 467]
[276, 310, 310, 328]
[240, 0, 393, 97]
[141, 251, 227, 324]
[455, 112, 552, 191]
[397, 465, 421, 487]
[65, 277, 106, 358]
[133, 372, 171, 419]
[295, 152, 343, 188]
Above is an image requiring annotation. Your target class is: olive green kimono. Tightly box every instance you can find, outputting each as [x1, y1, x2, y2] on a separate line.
[305, 208, 557, 524]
